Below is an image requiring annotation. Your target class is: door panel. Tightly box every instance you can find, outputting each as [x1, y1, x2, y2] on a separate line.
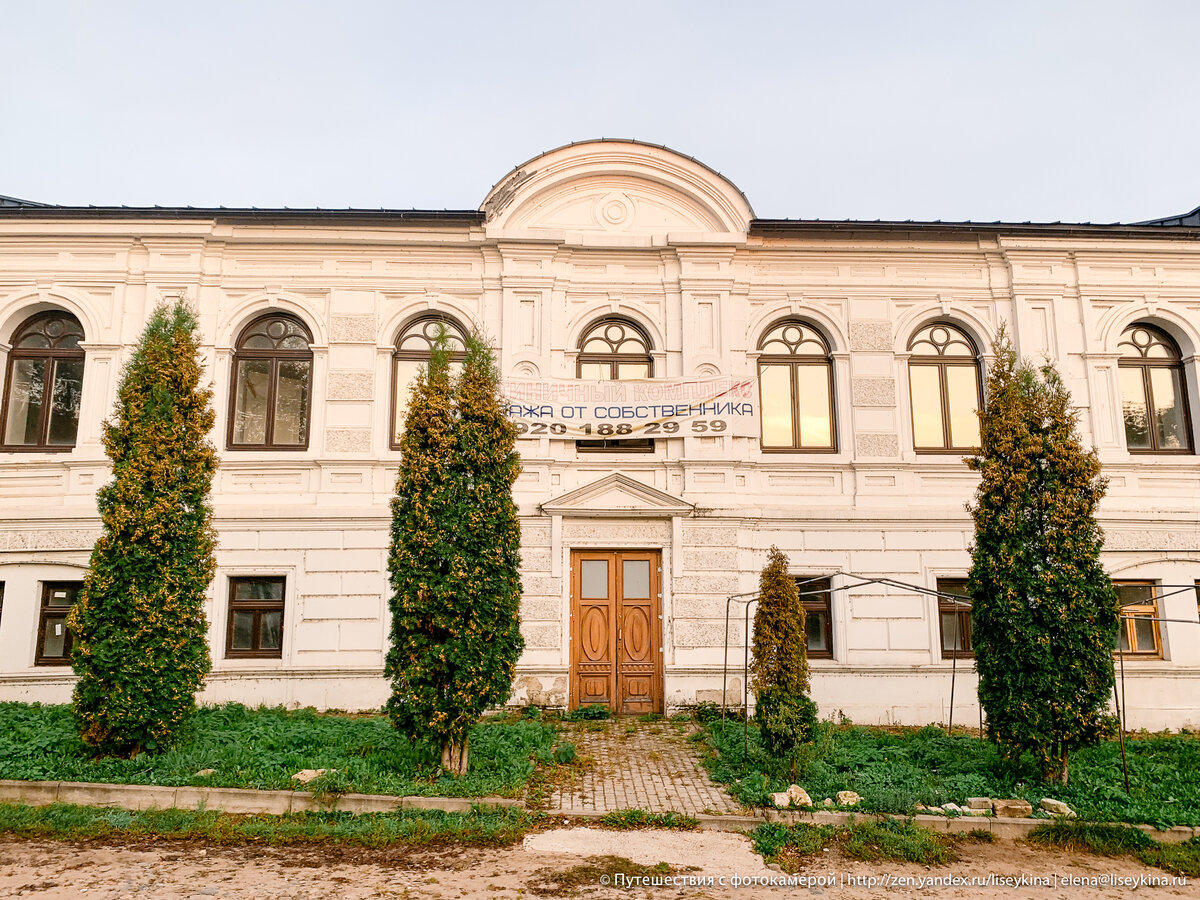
[570, 550, 661, 714]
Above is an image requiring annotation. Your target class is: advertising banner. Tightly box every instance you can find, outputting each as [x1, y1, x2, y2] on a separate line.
[501, 376, 758, 440]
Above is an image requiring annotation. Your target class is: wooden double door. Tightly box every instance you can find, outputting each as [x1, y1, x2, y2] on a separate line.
[570, 550, 662, 714]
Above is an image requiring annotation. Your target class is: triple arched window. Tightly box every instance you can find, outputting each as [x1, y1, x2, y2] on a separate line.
[1, 311, 86, 450]
[907, 323, 982, 452]
[1118, 323, 1192, 453]
[228, 314, 314, 449]
[390, 314, 468, 448]
[577, 317, 654, 451]
[756, 320, 835, 451]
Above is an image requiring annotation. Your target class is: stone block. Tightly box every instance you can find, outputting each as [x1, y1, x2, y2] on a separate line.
[835, 791, 861, 807]
[992, 799, 1033, 818]
[293, 621, 339, 652]
[804, 529, 883, 551]
[0, 780, 60, 806]
[1039, 798, 1075, 817]
[851, 376, 897, 407]
[787, 785, 812, 807]
[770, 791, 791, 808]
[339, 621, 383, 651]
[521, 622, 560, 649]
[966, 797, 992, 810]
[330, 314, 377, 343]
[849, 321, 892, 351]
[855, 433, 900, 458]
[340, 571, 386, 595]
[305, 549, 381, 572]
[200, 787, 293, 815]
[342, 530, 390, 549]
[327, 371, 375, 401]
[325, 428, 372, 453]
[261, 531, 342, 551]
[682, 526, 739, 548]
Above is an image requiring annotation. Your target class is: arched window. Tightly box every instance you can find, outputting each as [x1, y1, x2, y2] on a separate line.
[1119, 323, 1192, 453]
[757, 320, 835, 451]
[1, 311, 85, 450]
[907, 322, 982, 452]
[391, 314, 468, 448]
[577, 317, 653, 452]
[228, 313, 313, 449]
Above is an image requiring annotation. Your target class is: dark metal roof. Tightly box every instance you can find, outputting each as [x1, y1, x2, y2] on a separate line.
[1135, 204, 1200, 227]
[750, 217, 1200, 239]
[0, 202, 484, 224]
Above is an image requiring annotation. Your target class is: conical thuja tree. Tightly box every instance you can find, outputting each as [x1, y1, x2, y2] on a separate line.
[751, 546, 816, 757]
[967, 328, 1119, 784]
[386, 331, 523, 775]
[69, 300, 217, 756]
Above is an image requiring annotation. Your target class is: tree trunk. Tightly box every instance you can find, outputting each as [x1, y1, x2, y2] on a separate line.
[1044, 747, 1070, 785]
[441, 735, 469, 776]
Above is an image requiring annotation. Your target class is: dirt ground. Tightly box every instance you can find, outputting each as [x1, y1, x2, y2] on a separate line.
[1, 831, 1195, 899]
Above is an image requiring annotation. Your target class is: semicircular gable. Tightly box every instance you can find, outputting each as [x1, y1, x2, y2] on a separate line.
[482, 139, 753, 236]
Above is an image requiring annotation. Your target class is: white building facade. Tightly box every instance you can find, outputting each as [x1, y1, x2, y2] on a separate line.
[1, 140, 1198, 728]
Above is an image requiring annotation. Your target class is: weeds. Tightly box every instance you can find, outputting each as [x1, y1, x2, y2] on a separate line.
[698, 717, 1200, 827]
[0, 802, 537, 847]
[1029, 820, 1200, 878]
[530, 857, 674, 896]
[751, 818, 957, 872]
[0, 702, 558, 799]
[598, 809, 699, 830]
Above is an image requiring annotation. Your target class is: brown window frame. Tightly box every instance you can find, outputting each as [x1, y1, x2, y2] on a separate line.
[225, 576, 286, 659]
[1118, 323, 1193, 455]
[1114, 580, 1161, 657]
[936, 577, 973, 659]
[35, 581, 83, 666]
[0, 311, 86, 452]
[908, 322, 983, 454]
[796, 576, 834, 658]
[226, 314, 314, 451]
[757, 319, 837, 453]
[389, 314, 468, 450]
[575, 316, 655, 454]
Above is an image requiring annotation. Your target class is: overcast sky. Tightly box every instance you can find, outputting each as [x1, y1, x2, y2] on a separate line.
[2, 1, 1197, 223]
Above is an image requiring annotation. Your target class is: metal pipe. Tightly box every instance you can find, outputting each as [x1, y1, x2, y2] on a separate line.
[1117, 641, 1130, 793]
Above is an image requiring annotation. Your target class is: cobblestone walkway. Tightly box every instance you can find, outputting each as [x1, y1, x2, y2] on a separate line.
[545, 720, 747, 816]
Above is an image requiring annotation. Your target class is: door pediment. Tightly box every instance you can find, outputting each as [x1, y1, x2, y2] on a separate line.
[540, 473, 693, 518]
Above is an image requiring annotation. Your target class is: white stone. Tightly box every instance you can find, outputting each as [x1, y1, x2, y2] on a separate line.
[194, 769, 215, 777]
[786, 785, 812, 808]
[769, 792, 791, 808]
[966, 797, 992, 810]
[835, 791, 861, 807]
[291, 768, 334, 784]
[1040, 798, 1076, 817]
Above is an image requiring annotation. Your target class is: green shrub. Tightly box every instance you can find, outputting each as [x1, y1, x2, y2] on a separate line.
[750, 548, 815, 760]
[386, 332, 524, 776]
[68, 301, 216, 756]
[755, 689, 818, 758]
[968, 330, 1119, 783]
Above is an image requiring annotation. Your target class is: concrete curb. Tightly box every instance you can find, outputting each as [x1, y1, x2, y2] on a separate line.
[554, 805, 1200, 844]
[2, 780, 1196, 844]
[0, 780, 523, 816]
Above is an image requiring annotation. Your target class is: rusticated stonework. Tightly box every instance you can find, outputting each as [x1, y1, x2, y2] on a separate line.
[849, 321, 892, 351]
[330, 314, 377, 343]
[326, 371, 375, 401]
[324, 428, 372, 453]
[855, 433, 900, 458]
[851, 376, 897, 407]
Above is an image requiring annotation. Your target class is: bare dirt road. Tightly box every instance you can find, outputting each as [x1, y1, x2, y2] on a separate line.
[1, 831, 1195, 899]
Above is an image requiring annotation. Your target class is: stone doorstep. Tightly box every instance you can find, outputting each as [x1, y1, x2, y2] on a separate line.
[0, 780, 522, 816]
[2, 780, 1196, 845]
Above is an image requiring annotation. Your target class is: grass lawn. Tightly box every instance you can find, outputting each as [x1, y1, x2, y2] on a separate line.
[0, 801, 537, 847]
[699, 718, 1200, 828]
[0, 702, 560, 799]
